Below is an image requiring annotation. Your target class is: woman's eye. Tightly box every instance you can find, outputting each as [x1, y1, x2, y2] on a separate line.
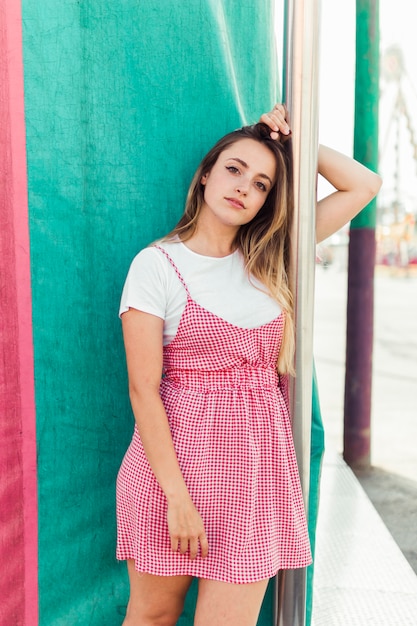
[256, 181, 267, 192]
[226, 166, 239, 174]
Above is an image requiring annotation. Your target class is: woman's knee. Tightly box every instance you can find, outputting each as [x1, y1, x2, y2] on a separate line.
[124, 563, 191, 626]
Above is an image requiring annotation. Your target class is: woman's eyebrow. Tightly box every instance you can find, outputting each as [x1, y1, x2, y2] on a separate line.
[228, 157, 273, 185]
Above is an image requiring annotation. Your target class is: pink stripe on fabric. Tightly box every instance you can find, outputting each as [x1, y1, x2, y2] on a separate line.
[0, 1, 38, 624]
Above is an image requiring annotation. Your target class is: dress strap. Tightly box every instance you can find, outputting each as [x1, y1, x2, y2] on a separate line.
[153, 245, 191, 298]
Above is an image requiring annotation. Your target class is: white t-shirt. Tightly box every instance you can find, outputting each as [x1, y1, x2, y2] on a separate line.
[119, 240, 282, 345]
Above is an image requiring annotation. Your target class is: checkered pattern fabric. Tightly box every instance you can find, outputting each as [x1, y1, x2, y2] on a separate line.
[116, 247, 312, 583]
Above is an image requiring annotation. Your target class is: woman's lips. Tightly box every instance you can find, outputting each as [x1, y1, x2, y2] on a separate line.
[225, 197, 245, 209]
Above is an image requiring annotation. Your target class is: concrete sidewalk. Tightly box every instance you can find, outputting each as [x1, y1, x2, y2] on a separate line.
[311, 257, 417, 623]
[311, 448, 417, 625]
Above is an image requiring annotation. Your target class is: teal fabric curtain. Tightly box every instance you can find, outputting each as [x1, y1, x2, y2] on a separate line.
[22, 1, 278, 623]
[306, 369, 325, 626]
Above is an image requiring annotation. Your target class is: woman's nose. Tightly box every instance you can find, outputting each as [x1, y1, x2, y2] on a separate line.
[235, 182, 248, 194]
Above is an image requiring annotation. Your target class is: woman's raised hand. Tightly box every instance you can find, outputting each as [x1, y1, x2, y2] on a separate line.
[259, 103, 291, 139]
[167, 495, 209, 560]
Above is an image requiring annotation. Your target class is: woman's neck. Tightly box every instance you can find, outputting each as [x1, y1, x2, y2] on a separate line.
[184, 212, 239, 258]
[184, 229, 237, 258]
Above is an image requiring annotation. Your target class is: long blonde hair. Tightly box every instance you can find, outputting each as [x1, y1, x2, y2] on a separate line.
[165, 123, 295, 375]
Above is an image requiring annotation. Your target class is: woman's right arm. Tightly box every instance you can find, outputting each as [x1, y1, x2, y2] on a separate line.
[122, 308, 208, 559]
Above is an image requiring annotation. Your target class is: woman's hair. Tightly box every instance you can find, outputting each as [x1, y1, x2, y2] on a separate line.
[164, 123, 295, 375]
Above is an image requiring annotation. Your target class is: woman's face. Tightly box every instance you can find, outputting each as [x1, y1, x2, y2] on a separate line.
[200, 138, 277, 230]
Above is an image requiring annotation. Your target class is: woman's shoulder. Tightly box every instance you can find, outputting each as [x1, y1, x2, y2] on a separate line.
[149, 237, 191, 266]
[124, 245, 168, 285]
[126, 238, 187, 281]
[130, 240, 174, 265]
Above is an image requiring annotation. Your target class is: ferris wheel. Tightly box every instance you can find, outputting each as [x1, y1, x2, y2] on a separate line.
[377, 45, 417, 268]
[379, 45, 417, 221]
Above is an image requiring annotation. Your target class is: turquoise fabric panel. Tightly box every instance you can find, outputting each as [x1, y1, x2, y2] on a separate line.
[306, 368, 325, 626]
[21, 1, 280, 623]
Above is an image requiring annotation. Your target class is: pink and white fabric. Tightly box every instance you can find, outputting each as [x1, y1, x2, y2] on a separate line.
[116, 246, 312, 583]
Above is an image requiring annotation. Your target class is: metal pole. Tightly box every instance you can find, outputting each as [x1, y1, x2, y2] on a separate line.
[275, 0, 320, 624]
[343, 0, 379, 469]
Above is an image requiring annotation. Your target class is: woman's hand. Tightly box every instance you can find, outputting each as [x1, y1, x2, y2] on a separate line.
[259, 103, 291, 139]
[167, 495, 209, 560]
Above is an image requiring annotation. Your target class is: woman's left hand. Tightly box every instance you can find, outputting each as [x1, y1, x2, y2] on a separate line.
[259, 103, 291, 139]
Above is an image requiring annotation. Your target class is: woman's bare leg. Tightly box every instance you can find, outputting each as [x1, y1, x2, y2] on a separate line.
[194, 577, 270, 626]
[122, 559, 193, 626]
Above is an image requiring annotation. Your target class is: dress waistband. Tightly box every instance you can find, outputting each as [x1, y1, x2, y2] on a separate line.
[162, 367, 279, 392]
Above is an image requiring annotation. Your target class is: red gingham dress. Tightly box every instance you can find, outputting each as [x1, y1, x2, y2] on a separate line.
[116, 247, 312, 583]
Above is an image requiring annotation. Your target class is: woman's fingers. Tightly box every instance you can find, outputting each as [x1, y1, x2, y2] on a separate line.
[179, 536, 189, 555]
[170, 534, 179, 552]
[259, 104, 291, 138]
[259, 113, 279, 138]
[199, 532, 209, 559]
[168, 501, 209, 559]
[170, 531, 209, 560]
[273, 102, 287, 118]
[189, 536, 199, 560]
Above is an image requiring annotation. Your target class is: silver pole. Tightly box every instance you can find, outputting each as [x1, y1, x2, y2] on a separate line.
[274, 0, 320, 624]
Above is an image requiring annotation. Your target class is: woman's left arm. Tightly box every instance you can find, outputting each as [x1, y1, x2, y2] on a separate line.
[316, 145, 382, 243]
[259, 105, 382, 242]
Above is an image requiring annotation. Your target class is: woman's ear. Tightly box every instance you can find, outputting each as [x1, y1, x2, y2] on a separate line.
[201, 172, 209, 185]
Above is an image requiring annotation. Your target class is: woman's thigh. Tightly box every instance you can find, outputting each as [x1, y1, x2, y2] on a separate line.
[124, 559, 193, 626]
[194, 577, 270, 626]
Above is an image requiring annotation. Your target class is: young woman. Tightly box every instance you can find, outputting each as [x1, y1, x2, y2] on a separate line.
[116, 104, 382, 626]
